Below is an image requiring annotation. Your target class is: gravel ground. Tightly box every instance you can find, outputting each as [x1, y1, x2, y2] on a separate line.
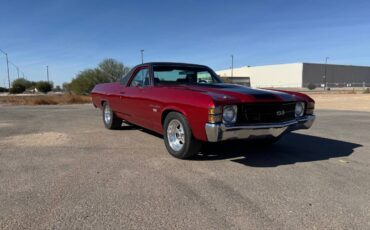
[0, 104, 369, 229]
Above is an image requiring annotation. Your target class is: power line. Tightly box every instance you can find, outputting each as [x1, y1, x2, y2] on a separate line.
[0, 47, 30, 88]
[8, 61, 20, 79]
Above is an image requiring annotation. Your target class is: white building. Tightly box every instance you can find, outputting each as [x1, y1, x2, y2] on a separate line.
[216, 63, 370, 88]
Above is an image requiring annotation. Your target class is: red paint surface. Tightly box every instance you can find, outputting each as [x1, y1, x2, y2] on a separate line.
[92, 64, 314, 142]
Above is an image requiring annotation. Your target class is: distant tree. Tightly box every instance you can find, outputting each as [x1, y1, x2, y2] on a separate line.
[98, 58, 130, 82]
[54, 85, 62, 92]
[68, 69, 110, 95]
[29, 81, 37, 89]
[9, 78, 31, 94]
[36, 81, 53, 93]
[62, 82, 70, 92]
[66, 58, 130, 95]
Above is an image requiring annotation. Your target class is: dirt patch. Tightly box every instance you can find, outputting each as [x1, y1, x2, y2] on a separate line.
[0, 132, 70, 147]
[307, 93, 370, 112]
[0, 122, 12, 128]
[0, 94, 91, 105]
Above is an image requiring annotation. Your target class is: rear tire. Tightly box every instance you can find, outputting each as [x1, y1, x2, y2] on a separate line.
[102, 102, 122, 130]
[163, 112, 201, 159]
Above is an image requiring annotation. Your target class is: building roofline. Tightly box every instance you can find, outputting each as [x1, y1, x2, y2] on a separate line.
[302, 62, 370, 68]
[217, 62, 370, 72]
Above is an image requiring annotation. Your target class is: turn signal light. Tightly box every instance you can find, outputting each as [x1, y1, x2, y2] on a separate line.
[208, 106, 222, 123]
[208, 114, 222, 123]
[306, 102, 315, 115]
[208, 106, 222, 115]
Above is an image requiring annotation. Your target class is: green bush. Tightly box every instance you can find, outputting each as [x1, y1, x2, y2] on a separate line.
[36, 81, 53, 93]
[10, 84, 25, 94]
[10, 78, 31, 94]
[307, 82, 316, 90]
[0, 87, 8, 93]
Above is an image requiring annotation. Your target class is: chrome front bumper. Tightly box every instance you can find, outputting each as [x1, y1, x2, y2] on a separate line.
[205, 115, 315, 142]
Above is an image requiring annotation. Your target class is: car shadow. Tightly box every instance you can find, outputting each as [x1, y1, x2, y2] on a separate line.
[114, 122, 163, 138]
[115, 123, 361, 167]
[192, 133, 362, 167]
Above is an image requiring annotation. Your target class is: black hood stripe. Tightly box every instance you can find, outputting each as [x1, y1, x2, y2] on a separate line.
[201, 84, 295, 101]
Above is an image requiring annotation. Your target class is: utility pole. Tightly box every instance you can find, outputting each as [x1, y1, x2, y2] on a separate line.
[6, 53, 10, 89]
[46, 65, 49, 82]
[140, 49, 144, 64]
[16, 66, 20, 79]
[0, 49, 11, 89]
[323, 57, 329, 90]
[231, 55, 234, 78]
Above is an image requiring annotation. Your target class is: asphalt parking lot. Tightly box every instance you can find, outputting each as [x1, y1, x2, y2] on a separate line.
[0, 104, 369, 229]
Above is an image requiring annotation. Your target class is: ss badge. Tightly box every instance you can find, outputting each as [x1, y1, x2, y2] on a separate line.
[276, 110, 285, 116]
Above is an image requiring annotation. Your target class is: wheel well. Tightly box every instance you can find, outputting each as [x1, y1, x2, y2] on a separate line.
[161, 109, 184, 125]
[101, 100, 107, 107]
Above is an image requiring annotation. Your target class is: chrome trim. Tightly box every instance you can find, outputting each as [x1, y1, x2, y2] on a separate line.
[205, 115, 315, 142]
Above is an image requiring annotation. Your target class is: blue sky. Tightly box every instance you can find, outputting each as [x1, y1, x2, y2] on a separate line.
[1, 0, 370, 86]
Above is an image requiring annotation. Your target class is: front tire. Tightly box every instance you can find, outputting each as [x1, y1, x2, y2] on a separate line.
[163, 112, 201, 159]
[102, 102, 122, 129]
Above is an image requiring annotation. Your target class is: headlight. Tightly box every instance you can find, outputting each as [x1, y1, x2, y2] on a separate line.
[223, 105, 237, 124]
[295, 102, 305, 117]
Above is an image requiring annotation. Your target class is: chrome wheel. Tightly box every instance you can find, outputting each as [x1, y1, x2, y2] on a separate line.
[167, 119, 185, 151]
[104, 104, 112, 124]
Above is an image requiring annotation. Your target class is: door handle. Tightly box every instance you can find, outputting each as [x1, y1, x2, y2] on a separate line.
[120, 91, 125, 94]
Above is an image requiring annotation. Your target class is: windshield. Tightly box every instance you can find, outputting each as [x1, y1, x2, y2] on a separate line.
[153, 65, 222, 85]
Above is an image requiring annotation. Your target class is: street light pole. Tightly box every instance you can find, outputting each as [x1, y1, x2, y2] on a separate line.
[231, 55, 234, 78]
[140, 49, 144, 64]
[16, 66, 20, 79]
[5, 53, 10, 89]
[46, 65, 49, 82]
[323, 57, 329, 90]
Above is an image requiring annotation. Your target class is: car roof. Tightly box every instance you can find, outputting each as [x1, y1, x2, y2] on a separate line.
[138, 62, 209, 68]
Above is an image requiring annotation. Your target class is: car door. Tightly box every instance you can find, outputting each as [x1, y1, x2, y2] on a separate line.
[119, 66, 151, 126]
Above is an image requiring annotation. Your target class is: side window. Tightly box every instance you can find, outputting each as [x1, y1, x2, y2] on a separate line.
[129, 68, 150, 87]
[197, 71, 213, 84]
[120, 69, 134, 85]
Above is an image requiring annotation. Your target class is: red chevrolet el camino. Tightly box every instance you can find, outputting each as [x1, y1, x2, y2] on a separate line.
[92, 62, 315, 159]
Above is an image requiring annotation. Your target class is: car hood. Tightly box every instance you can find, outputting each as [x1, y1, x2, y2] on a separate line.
[174, 83, 297, 103]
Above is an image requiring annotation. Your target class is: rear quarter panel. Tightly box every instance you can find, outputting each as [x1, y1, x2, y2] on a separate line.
[91, 83, 122, 110]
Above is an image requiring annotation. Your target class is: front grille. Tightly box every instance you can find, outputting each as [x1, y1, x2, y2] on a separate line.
[238, 102, 296, 124]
